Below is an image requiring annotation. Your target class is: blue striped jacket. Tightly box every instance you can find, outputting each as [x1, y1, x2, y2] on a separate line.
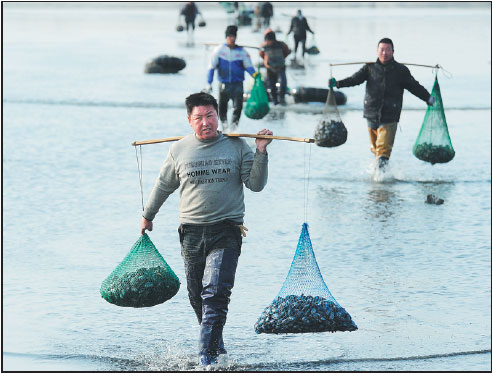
[207, 44, 255, 84]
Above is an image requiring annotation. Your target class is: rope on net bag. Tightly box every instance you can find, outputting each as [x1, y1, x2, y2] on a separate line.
[314, 67, 347, 148]
[413, 72, 455, 165]
[100, 146, 180, 308]
[254, 141, 357, 334]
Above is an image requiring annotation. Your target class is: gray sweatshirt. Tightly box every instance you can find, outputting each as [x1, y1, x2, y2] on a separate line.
[143, 132, 269, 225]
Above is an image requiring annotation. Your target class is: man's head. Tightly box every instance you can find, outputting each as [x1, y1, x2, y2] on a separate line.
[377, 37, 394, 64]
[296, 9, 302, 18]
[225, 25, 237, 47]
[264, 28, 276, 41]
[185, 92, 219, 140]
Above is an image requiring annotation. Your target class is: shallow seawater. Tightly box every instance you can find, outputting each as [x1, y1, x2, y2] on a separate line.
[3, 2, 491, 371]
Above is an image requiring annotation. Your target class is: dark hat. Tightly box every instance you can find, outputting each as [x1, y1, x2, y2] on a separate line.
[225, 25, 238, 37]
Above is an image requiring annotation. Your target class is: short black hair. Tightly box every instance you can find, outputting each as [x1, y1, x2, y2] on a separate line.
[265, 31, 276, 41]
[225, 25, 238, 37]
[378, 37, 394, 51]
[185, 92, 218, 116]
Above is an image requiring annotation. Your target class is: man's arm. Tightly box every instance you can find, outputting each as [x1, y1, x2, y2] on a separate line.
[336, 64, 369, 88]
[242, 49, 256, 77]
[401, 66, 432, 104]
[287, 18, 294, 34]
[305, 19, 314, 34]
[282, 42, 291, 57]
[241, 129, 272, 192]
[206, 47, 220, 84]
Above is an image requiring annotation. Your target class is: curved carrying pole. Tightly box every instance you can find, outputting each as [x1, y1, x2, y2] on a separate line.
[132, 133, 315, 146]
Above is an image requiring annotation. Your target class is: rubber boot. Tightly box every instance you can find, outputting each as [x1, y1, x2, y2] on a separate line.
[378, 156, 389, 169]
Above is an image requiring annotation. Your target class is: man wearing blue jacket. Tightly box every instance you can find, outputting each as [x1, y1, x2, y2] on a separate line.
[205, 25, 257, 129]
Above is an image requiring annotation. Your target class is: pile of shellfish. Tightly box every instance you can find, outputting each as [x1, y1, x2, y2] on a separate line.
[314, 120, 348, 148]
[101, 266, 180, 308]
[413, 142, 455, 164]
[255, 294, 357, 334]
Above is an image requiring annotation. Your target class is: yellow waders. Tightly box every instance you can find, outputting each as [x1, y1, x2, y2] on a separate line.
[367, 122, 398, 159]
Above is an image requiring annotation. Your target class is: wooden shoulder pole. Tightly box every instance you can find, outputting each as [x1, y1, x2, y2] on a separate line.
[131, 133, 315, 146]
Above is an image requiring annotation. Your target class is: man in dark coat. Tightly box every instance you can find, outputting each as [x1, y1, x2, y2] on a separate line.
[180, 1, 201, 45]
[330, 38, 435, 169]
[259, 28, 291, 105]
[260, 2, 274, 28]
[287, 9, 314, 61]
[181, 2, 200, 31]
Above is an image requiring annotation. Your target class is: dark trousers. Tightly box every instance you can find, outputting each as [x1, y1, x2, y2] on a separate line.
[218, 82, 244, 124]
[293, 35, 307, 57]
[266, 68, 287, 104]
[178, 221, 242, 356]
[185, 20, 195, 31]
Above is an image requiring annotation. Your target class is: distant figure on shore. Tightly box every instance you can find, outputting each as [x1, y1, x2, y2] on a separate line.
[180, 2, 201, 45]
[287, 9, 314, 63]
[260, 28, 291, 105]
[260, 2, 274, 28]
[204, 25, 258, 130]
[253, 4, 262, 32]
[329, 38, 435, 170]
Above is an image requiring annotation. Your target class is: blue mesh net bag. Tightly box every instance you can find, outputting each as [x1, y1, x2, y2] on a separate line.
[100, 234, 180, 308]
[254, 223, 357, 334]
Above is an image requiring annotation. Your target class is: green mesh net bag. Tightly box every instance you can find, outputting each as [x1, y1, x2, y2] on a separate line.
[413, 76, 455, 164]
[305, 34, 320, 55]
[314, 85, 347, 148]
[244, 72, 270, 119]
[254, 223, 357, 334]
[100, 234, 180, 308]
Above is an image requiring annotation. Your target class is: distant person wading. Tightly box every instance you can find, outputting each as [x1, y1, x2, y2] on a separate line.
[205, 25, 258, 130]
[287, 9, 314, 62]
[180, 1, 201, 33]
[259, 28, 291, 105]
[330, 38, 435, 169]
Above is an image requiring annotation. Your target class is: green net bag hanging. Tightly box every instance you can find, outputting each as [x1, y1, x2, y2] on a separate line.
[413, 76, 455, 164]
[254, 223, 357, 334]
[100, 234, 180, 308]
[305, 34, 320, 55]
[244, 72, 270, 120]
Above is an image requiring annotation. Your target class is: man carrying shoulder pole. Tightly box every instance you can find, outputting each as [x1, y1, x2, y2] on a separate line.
[330, 38, 435, 170]
[140, 92, 273, 368]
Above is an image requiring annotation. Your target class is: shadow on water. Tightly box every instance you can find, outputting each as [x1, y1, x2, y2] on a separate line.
[365, 184, 398, 222]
